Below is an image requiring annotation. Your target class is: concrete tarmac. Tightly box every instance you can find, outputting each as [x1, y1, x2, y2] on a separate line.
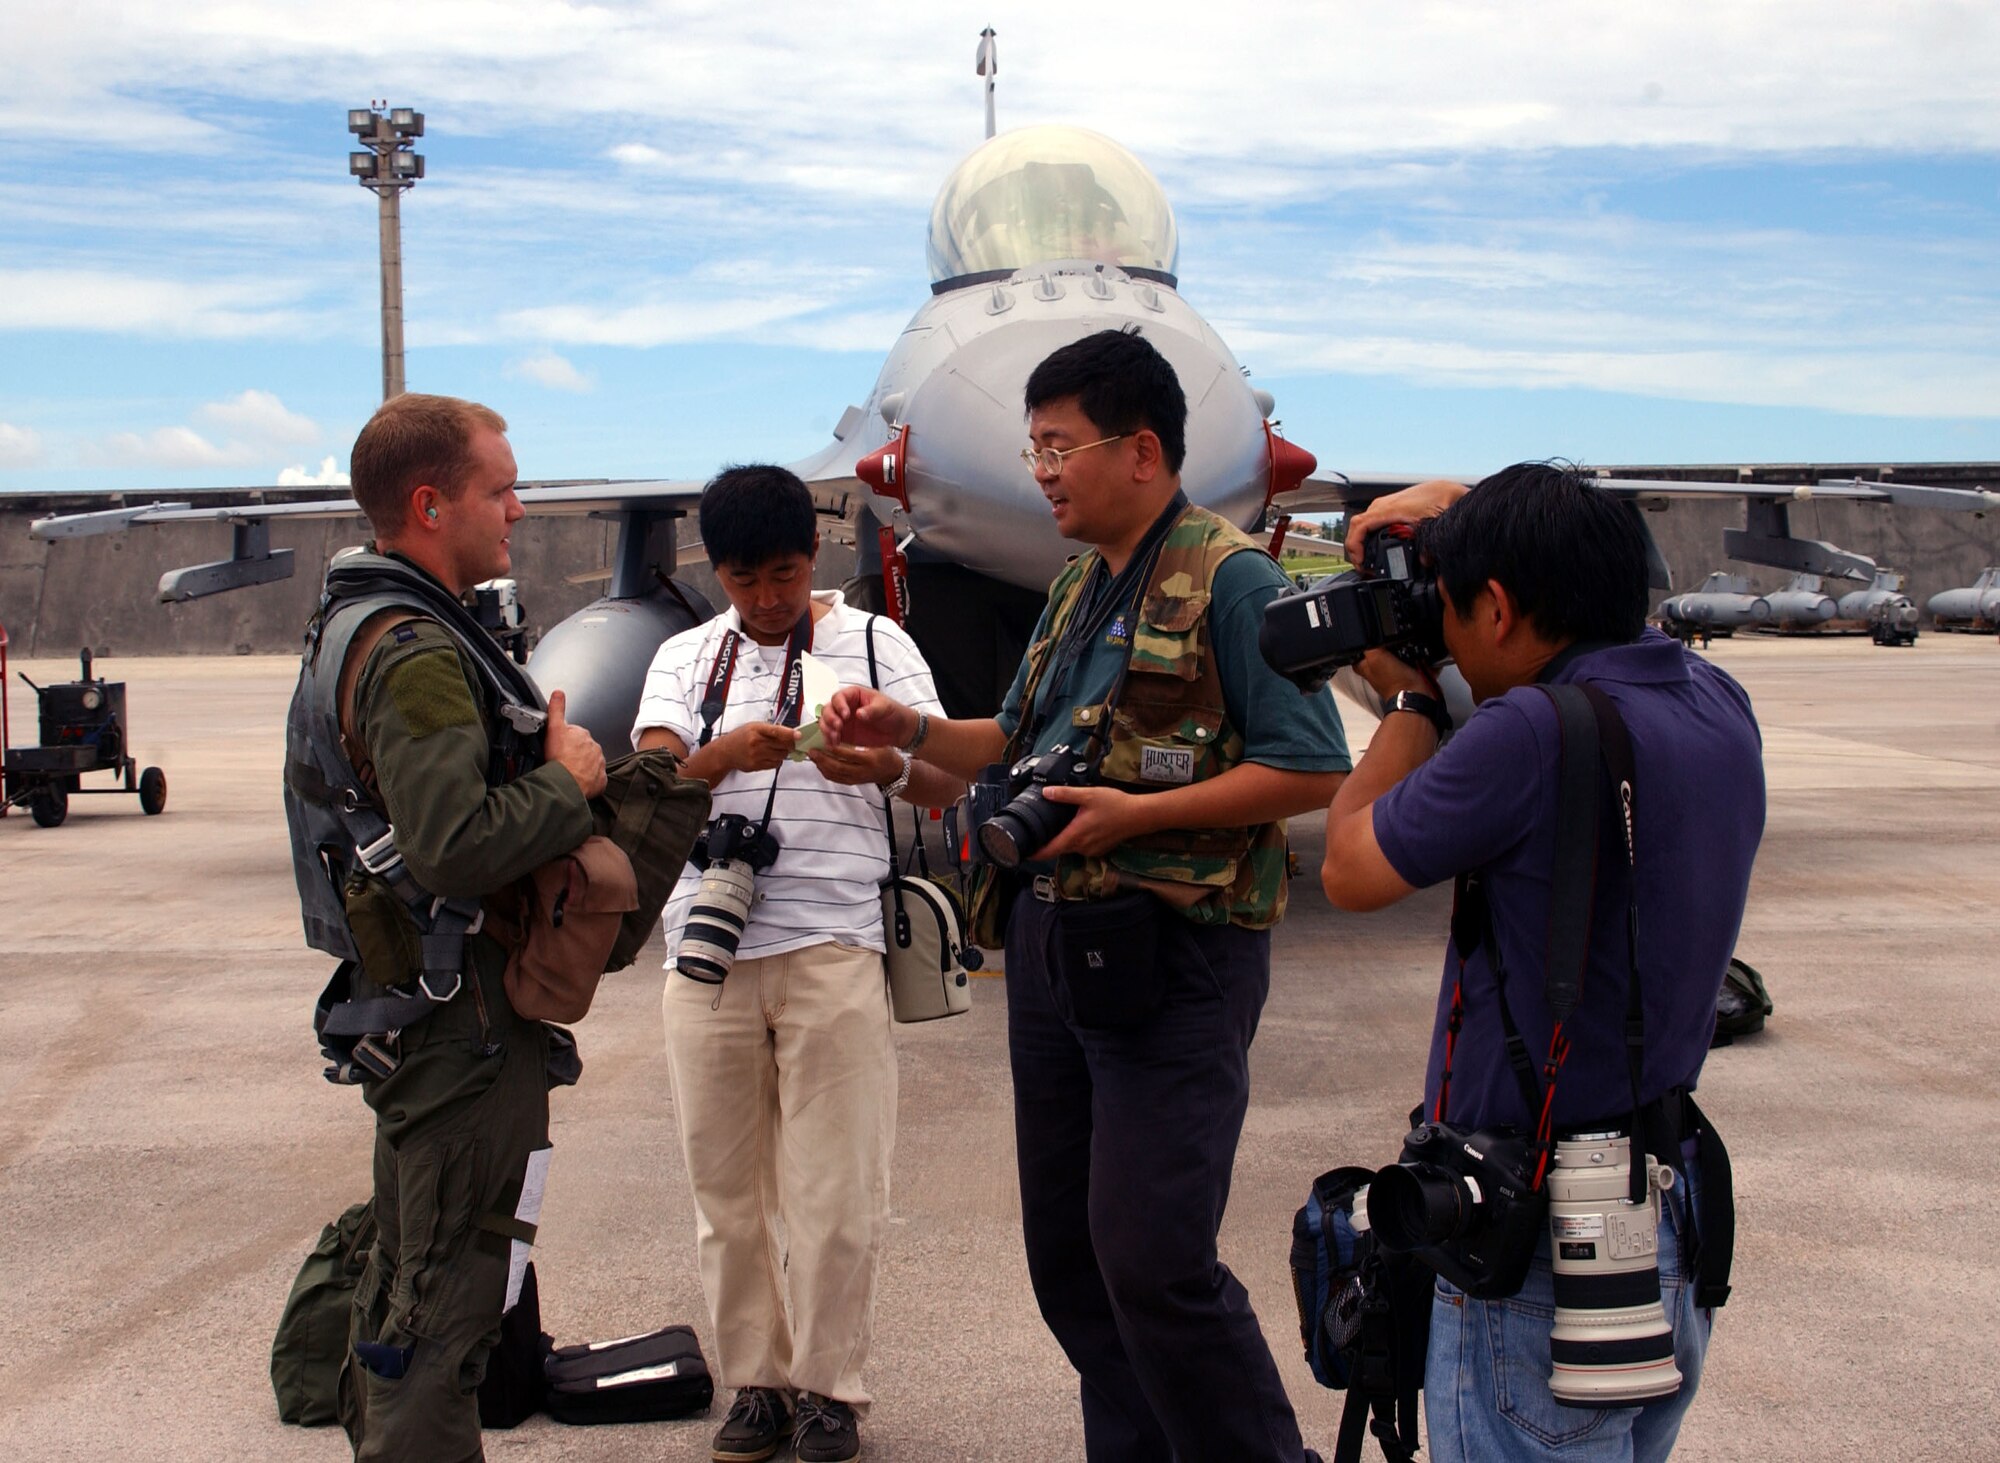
[2, 635, 1996, 1461]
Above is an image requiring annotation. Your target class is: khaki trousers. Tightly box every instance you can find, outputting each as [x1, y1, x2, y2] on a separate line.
[664, 940, 896, 1411]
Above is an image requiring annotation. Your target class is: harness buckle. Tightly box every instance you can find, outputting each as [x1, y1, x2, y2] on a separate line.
[417, 968, 463, 1003]
[355, 826, 401, 876]
[1031, 874, 1062, 903]
[500, 704, 547, 735]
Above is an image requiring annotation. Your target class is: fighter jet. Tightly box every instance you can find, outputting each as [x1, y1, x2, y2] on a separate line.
[1925, 567, 2000, 630]
[1656, 573, 1772, 643]
[29, 36, 2000, 744]
[1763, 573, 1839, 631]
[1834, 569, 1921, 646]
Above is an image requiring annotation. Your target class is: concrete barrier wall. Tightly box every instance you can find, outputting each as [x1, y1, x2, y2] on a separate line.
[3, 490, 1996, 659]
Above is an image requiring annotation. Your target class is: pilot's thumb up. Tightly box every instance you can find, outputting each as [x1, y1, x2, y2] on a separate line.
[547, 688, 567, 726]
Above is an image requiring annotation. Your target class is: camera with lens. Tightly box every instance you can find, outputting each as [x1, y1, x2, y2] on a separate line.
[675, 813, 782, 985]
[1365, 1120, 1546, 1300]
[975, 741, 1099, 870]
[1365, 1122, 1684, 1409]
[1258, 523, 1448, 692]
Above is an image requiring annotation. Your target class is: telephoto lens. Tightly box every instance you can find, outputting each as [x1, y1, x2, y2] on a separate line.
[675, 858, 758, 984]
[1546, 1133, 1682, 1409]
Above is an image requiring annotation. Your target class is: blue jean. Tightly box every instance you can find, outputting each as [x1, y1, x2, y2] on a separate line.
[1425, 1152, 1712, 1463]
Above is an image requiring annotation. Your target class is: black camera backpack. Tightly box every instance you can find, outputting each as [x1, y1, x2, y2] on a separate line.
[1290, 1166, 1429, 1463]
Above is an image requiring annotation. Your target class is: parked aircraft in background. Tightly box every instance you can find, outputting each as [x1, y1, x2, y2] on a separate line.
[29, 34, 2000, 744]
[1658, 572, 1772, 643]
[1926, 568, 2000, 630]
[1763, 573, 1839, 630]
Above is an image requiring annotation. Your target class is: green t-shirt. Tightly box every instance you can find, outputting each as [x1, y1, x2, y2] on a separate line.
[996, 547, 1352, 773]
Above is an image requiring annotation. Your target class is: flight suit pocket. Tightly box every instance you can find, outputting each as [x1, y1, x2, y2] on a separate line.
[385, 1139, 483, 1346]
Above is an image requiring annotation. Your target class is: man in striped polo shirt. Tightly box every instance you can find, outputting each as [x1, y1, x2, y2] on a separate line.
[633, 465, 958, 1463]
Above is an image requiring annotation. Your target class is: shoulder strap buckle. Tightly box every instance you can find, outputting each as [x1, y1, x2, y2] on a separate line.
[354, 826, 402, 877]
[416, 968, 462, 1003]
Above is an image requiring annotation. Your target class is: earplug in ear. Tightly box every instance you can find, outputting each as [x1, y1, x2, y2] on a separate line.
[426, 507, 438, 520]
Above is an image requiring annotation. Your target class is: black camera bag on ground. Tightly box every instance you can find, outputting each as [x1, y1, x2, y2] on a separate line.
[1290, 1167, 1428, 1463]
[543, 1323, 715, 1425]
[1711, 956, 1772, 1046]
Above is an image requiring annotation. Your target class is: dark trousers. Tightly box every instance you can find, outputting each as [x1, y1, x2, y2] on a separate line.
[1005, 895, 1309, 1463]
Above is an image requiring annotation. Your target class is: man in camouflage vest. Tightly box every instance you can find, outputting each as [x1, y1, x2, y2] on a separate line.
[823, 329, 1350, 1461]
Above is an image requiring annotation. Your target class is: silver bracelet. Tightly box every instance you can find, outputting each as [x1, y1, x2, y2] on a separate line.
[881, 749, 914, 799]
[900, 709, 930, 752]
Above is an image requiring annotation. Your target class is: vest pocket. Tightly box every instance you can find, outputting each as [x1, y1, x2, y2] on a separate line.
[1131, 589, 1209, 679]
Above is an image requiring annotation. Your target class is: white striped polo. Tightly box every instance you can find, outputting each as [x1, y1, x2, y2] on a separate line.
[632, 590, 945, 962]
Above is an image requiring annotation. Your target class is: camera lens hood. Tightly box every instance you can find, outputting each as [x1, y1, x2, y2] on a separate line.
[1367, 1160, 1479, 1253]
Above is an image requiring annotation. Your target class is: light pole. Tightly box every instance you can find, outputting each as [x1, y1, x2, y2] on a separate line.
[347, 105, 425, 402]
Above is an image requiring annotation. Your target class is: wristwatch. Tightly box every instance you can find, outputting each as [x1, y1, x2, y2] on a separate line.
[899, 709, 930, 752]
[881, 749, 914, 799]
[1384, 689, 1451, 738]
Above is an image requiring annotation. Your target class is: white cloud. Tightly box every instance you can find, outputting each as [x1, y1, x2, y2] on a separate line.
[504, 293, 827, 348]
[197, 388, 321, 446]
[507, 350, 595, 392]
[0, 269, 318, 340]
[97, 425, 254, 470]
[0, 423, 44, 469]
[91, 391, 332, 471]
[278, 456, 351, 487]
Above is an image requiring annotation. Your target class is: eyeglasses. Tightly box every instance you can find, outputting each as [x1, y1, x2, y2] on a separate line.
[1019, 434, 1128, 476]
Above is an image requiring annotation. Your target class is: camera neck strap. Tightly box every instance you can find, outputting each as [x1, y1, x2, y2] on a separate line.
[697, 609, 815, 839]
[862, 616, 925, 878]
[1438, 680, 1645, 1193]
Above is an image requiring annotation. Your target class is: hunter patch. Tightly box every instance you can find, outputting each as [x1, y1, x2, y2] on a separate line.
[1139, 746, 1196, 785]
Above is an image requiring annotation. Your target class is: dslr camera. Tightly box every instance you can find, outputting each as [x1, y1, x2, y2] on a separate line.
[675, 813, 782, 984]
[975, 741, 1098, 870]
[1365, 1120, 1546, 1300]
[1259, 523, 1447, 691]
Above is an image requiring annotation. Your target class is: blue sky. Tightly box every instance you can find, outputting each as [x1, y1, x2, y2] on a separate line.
[3, 2, 1998, 493]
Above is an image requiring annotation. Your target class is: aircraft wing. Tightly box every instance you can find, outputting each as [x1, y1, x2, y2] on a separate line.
[27, 432, 871, 601]
[25, 477, 704, 540]
[1270, 468, 1999, 586]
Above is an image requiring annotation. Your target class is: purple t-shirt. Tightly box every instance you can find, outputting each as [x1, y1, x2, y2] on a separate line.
[1374, 630, 1764, 1132]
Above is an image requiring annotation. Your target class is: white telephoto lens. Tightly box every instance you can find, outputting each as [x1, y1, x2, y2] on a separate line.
[676, 859, 757, 984]
[1546, 1133, 1682, 1409]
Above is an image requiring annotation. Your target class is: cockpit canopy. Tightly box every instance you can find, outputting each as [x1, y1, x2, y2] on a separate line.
[926, 125, 1180, 285]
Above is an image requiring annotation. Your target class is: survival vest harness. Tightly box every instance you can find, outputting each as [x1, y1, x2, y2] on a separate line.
[283, 549, 547, 1084]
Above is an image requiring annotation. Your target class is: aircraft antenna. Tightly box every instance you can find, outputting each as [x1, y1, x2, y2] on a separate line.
[977, 28, 998, 139]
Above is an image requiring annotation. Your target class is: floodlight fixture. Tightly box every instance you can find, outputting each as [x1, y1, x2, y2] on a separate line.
[346, 101, 426, 402]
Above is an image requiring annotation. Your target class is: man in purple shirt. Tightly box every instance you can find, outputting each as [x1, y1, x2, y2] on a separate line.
[1320, 463, 1763, 1463]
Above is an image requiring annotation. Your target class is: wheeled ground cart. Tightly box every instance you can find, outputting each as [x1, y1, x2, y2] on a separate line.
[1, 625, 166, 827]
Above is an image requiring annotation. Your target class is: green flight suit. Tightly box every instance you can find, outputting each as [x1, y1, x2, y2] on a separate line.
[334, 617, 593, 1463]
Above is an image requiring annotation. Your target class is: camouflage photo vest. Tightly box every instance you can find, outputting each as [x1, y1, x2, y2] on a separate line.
[969, 504, 1292, 943]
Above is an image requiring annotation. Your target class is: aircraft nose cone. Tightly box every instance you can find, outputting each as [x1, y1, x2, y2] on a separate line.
[1749, 597, 1772, 622]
